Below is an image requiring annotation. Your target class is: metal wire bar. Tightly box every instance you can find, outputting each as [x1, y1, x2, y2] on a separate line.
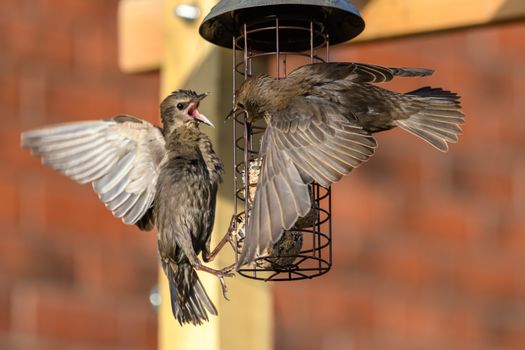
[232, 16, 332, 281]
[232, 36, 238, 265]
[276, 17, 280, 79]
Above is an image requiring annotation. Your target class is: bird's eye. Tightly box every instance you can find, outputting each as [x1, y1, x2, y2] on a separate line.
[176, 103, 184, 110]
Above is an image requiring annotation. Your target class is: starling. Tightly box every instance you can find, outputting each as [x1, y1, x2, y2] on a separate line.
[236, 157, 314, 270]
[21, 90, 232, 325]
[234, 62, 464, 267]
[256, 230, 303, 271]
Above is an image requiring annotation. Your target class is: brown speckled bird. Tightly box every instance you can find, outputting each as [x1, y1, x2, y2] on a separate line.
[234, 62, 464, 267]
[21, 90, 230, 325]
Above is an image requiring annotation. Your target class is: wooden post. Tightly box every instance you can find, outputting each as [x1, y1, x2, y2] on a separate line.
[355, 0, 525, 42]
[118, 0, 525, 74]
[158, 1, 272, 349]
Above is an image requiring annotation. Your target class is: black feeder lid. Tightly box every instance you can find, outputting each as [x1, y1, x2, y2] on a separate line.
[199, 0, 365, 52]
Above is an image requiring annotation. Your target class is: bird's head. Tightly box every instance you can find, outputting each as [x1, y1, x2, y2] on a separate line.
[234, 78, 255, 109]
[160, 90, 213, 133]
[228, 75, 272, 122]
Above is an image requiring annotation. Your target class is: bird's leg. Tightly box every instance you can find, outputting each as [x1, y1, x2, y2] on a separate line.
[205, 215, 238, 262]
[193, 262, 236, 300]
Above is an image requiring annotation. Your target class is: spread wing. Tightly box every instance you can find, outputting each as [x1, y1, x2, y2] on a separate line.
[238, 96, 377, 266]
[21, 115, 166, 227]
[288, 62, 433, 85]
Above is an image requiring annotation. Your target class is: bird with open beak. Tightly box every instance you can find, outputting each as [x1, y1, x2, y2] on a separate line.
[21, 90, 232, 326]
[233, 62, 465, 267]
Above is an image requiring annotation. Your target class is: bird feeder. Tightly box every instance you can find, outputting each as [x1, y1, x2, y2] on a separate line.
[199, 0, 365, 281]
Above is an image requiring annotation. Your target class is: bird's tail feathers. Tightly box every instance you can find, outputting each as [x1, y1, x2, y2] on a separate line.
[395, 87, 464, 152]
[167, 261, 217, 326]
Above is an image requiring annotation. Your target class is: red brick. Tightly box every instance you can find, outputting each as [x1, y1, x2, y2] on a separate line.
[1, 1, 158, 349]
[116, 302, 157, 348]
[499, 215, 525, 257]
[452, 155, 514, 205]
[33, 287, 119, 346]
[315, 286, 374, 329]
[481, 302, 525, 350]
[0, 336, 73, 350]
[333, 175, 405, 234]
[15, 172, 47, 231]
[496, 22, 525, 63]
[0, 171, 18, 226]
[39, 0, 117, 22]
[37, 173, 156, 251]
[41, 24, 74, 69]
[512, 161, 525, 213]
[0, 128, 30, 168]
[371, 243, 433, 288]
[2, 16, 40, 59]
[120, 73, 161, 119]
[500, 327, 525, 350]
[0, 286, 10, 331]
[273, 280, 313, 329]
[74, 246, 156, 296]
[46, 78, 124, 121]
[444, 311, 484, 349]
[0, 229, 74, 284]
[0, 0, 19, 21]
[42, 174, 126, 240]
[0, 11, 73, 69]
[455, 256, 524, 300]
[18, 66, 47, 127]
[3, 1, 525, 350]
[28, 237, 75, 284]
[368, 147, 424, 193]
[275, 22, 525, 350]
[373, 294, 481, 348]
[316, 330, 359, 350]
[0, 70, 19, 113]
[404, 195, 482, 249]
[10, 283, 39, 333]
[378, 297, 442, 342]
[0, 230, 32, 281]
[72, 20, 119, 74]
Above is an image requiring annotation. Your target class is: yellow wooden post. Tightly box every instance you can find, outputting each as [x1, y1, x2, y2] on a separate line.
[354, 0, 525, 42]
[159, 1, 272, 349]
[118, 0, 525, 75]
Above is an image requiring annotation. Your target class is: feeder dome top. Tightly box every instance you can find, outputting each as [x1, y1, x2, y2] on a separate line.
[199, 0, 365, 51]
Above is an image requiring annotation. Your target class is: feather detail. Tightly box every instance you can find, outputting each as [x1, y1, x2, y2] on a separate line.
[21, 117, 166, 228]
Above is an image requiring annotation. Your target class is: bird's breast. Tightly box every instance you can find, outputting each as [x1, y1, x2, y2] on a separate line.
[155, 156, 213, 248]
[159, 155, 210, 190]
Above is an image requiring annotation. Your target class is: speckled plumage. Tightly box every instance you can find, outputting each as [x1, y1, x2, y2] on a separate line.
[235, 62, 464, 267]
[21, 90, 224, 326]
[155, 123, 224, 325]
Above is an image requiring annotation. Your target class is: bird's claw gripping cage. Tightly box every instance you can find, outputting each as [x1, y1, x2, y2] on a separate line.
[200, 0, 364, 281]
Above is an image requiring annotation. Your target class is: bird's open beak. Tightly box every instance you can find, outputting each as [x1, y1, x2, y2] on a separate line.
[189, 102, 214, 127]
[225, 108, 235, 121]
[197, 92, 209, 101]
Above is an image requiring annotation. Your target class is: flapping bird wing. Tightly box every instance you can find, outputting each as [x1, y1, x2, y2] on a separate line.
[21, 115, 166, 228]
[290, 63, 463, 152]
[238, 96, 377, 266]
[287, 62, 434, 85]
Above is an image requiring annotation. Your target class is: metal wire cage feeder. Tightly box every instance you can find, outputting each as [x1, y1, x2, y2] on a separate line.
[200, 1, 364, 281]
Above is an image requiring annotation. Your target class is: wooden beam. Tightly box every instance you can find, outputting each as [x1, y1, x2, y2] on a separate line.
[159, 1, 272, 350]
[118, 0, 163, 73]
[355, 0, 525, 42]
[118, 0, 525, 73]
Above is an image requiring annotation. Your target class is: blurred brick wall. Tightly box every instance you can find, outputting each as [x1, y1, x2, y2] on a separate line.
[2, 1, 525, 349]
[273, 23, 525, 350]
[1, 1, 159, 349]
